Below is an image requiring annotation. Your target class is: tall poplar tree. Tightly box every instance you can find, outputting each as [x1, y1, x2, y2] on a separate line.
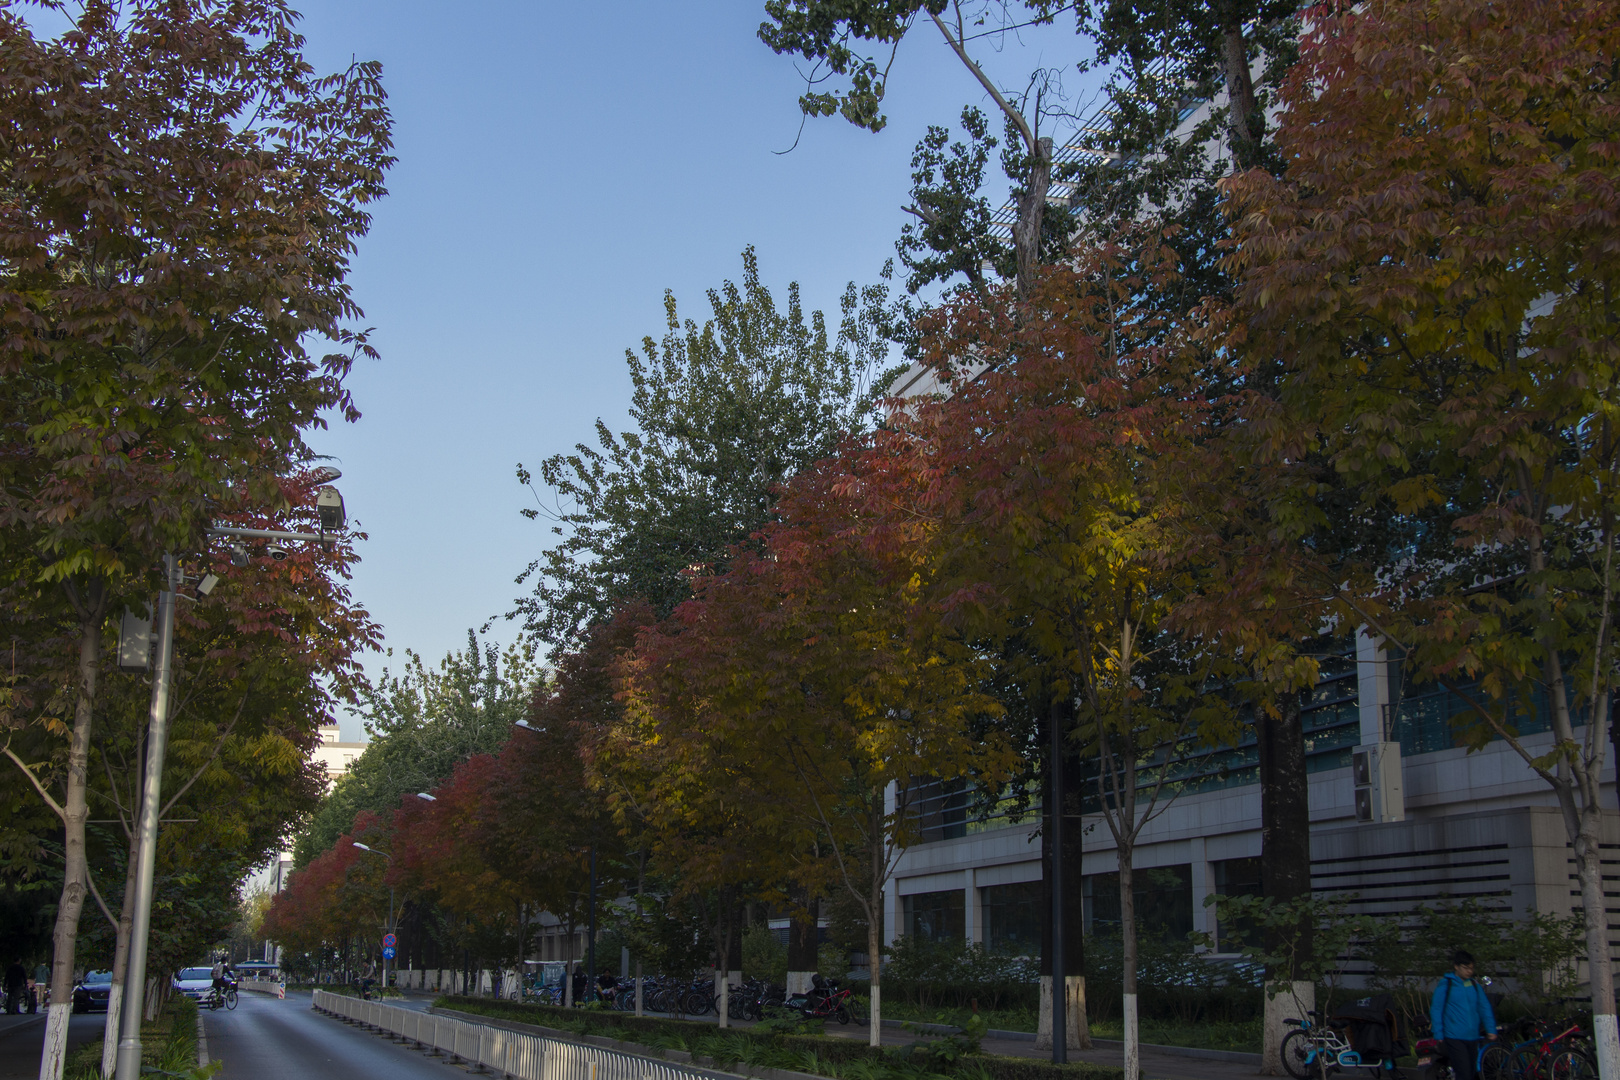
[510, 247, 894, 655]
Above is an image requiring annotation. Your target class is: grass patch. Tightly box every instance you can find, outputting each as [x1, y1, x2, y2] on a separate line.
[434, 996, 1122, 1080]
[866, 1001, 1038, 1035]
[64, 994, 220, 1080]
[864, 999, 1259, 1054]
[1087, 1018, 1260, 1054]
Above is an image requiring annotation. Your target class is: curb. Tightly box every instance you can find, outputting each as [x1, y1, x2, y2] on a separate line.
[196, 1012, 209, 1069]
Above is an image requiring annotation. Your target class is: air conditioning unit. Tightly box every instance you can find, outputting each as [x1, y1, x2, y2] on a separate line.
[1352, 741, 1404, 823]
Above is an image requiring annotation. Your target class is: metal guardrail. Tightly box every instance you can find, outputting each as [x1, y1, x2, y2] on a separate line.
[311, 989, 705, 1080]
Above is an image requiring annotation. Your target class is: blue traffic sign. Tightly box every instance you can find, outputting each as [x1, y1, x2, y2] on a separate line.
[382, 946, 396, 959]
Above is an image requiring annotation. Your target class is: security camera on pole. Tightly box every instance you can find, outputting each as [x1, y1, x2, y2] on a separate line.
[113, 472, 350, 1080]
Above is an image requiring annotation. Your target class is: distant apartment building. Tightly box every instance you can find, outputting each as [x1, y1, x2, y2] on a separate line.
[269, 722, 368, 894]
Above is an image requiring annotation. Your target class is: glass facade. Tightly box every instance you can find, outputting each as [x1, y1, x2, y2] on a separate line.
[908, 778, 1041, 839]
[980, 881, 1042, 956]
[1082, 864, 1193, 941]
[902, 889, 965, 942]
[1210, 856, 1262, 952]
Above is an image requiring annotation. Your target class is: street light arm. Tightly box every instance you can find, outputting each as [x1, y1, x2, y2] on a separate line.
[209, 526, 327, 543]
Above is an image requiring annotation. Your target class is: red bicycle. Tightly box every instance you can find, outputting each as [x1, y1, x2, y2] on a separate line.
[793, 977, 858, 1025]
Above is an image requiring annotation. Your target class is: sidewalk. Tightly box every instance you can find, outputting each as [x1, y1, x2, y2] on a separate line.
[821, 1023, 1263, 1080]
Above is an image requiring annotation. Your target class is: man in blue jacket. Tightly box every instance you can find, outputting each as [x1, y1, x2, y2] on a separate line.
[1431, 950, 1497, 1080]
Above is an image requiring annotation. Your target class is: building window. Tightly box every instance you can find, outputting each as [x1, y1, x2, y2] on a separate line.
[901, 890, 964, 942]
[1082, 864, 1193, 942]
[980, 881, 1042, 956]
[1210, 856, 1262, 953]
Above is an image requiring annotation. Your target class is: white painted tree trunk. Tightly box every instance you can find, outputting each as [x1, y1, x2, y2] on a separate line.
[39, 1003, 72, 1080]
[100, 983, 123, 1078]
[40, 611, 102, 1080]
[1035, 976, 1090, 1050]
[1123, 992, 1139, 1080]
[1576, 811, 1619, 1080]
[1261, 981, 1314, 1075]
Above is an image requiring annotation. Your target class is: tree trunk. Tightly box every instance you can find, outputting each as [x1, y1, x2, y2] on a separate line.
[1221, 24, 1261, 169]
[1012, 137, 1053, 304]
[866, 901, 882, 1048]
[102, 827, 141, 1079]
[787, 894, 818, 997]
[1120, 854, 1138, 1080]
[1258, 696, 1310, 1075]
[1037, 701, 1089, 1051]
[1575, 801, 1619, 1076]
[41, 604, 103, 1080]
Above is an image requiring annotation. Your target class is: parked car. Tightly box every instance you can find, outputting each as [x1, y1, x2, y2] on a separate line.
[72, 970, 113, 1013]
[172, 967, 214, 1002]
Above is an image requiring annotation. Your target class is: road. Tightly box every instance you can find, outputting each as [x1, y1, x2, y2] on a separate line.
[0, 1009, 104, 1080]
[205, 989, 468, 1079]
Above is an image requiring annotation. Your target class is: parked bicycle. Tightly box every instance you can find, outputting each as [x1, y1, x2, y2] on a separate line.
[793, 975, 857, 1026]
[1504, 1017, 1596, 1080]
[1281, 1009, 1401, 1079]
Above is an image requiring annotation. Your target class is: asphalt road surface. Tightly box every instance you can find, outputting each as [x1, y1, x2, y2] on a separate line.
[205, 990, 467, 1080]
[0, 1008, 105, 1080]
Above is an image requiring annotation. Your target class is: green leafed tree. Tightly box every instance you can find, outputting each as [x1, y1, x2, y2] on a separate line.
[510, 246, 896, 654]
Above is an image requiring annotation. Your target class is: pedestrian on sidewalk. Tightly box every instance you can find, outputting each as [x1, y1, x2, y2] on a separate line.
[28, 959, 47, 1012]
[3, 959, 25, 1014]
[1430, 949, 1497, 1080]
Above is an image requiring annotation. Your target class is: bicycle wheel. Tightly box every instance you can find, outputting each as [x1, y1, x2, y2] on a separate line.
[835, 1005, 851, 1025]
[1548, 1049, 1598, 1080]
[225, 989, 238, 1011]
[1280, 1029, 1317, 1080]
[1509, 1046, 1543, 1080]
[1480, 1042, 1510, 1080]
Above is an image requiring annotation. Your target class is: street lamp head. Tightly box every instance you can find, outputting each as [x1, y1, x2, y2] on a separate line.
[514, 720, 537, 733]
[309, 465, 343, 484]
[415, 793, 437, 802]
[352, 842, 370, 851]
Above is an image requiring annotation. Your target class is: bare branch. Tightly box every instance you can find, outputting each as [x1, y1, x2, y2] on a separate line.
[3, 744, 65, 821]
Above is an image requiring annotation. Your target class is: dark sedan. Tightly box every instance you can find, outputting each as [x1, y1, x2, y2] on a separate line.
[72, 970, 112, 1013]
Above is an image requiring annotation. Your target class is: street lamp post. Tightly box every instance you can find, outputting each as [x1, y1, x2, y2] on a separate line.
[353, 843, 395, 992]
[112, 555, 180, 1080]
[113, 478, 348, 1080]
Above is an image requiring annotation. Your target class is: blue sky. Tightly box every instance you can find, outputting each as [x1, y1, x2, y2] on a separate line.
[286, 2, 1102, 737]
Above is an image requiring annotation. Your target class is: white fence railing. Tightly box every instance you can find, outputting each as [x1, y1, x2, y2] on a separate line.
[311, 990, 706, 1080]
[239, 977, 285, 998]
